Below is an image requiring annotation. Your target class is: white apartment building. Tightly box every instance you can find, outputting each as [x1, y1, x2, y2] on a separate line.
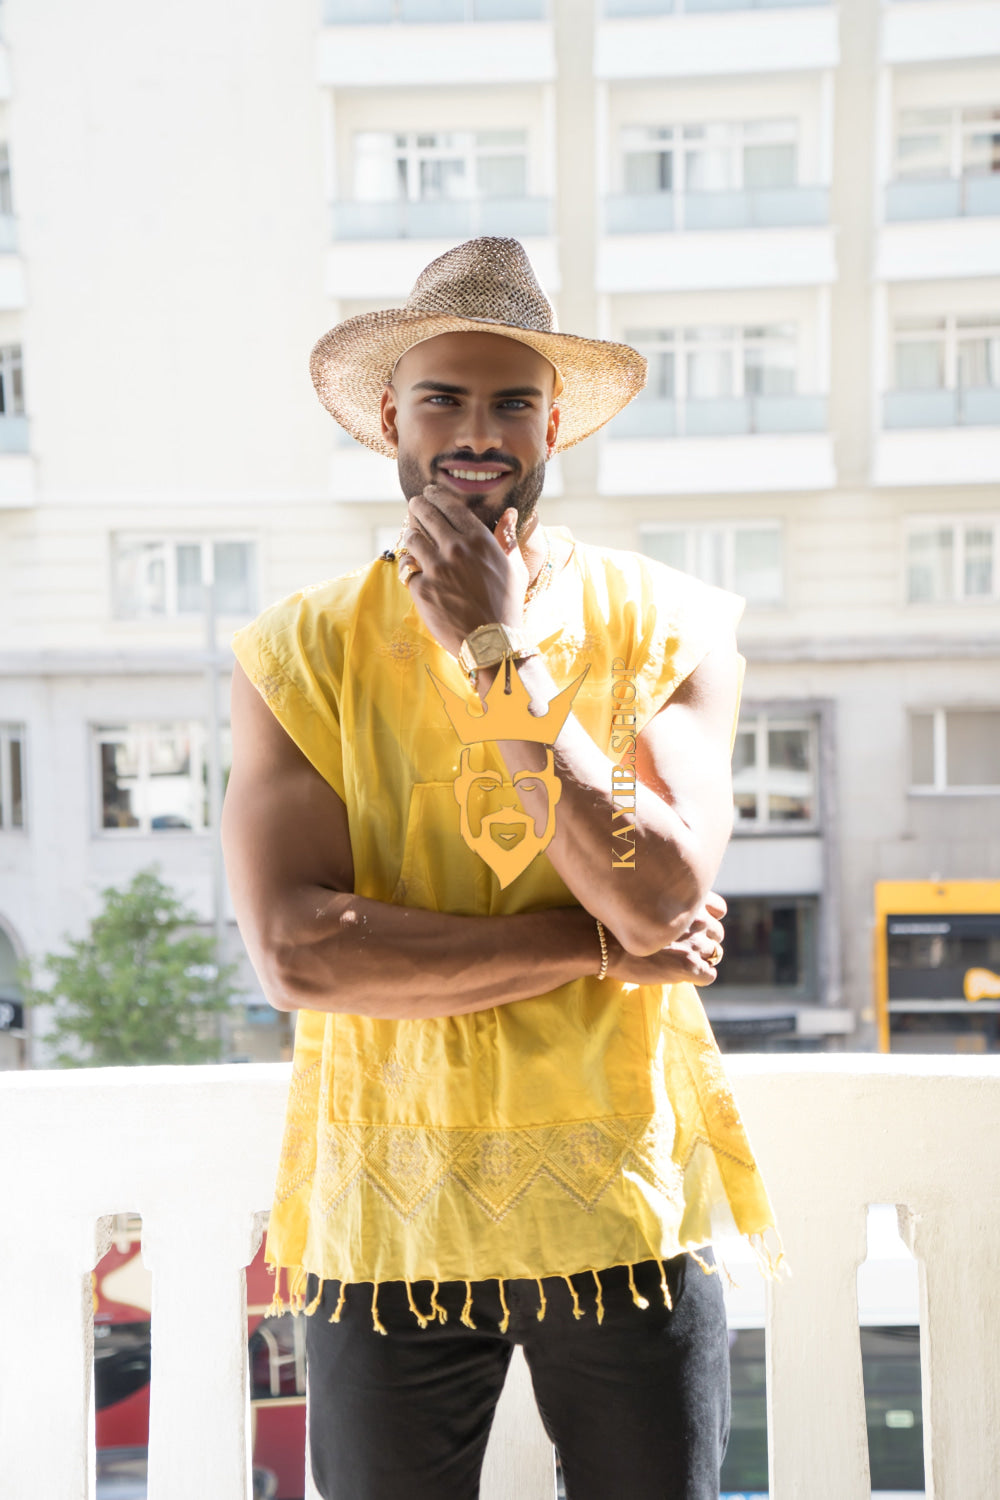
[0, 0, 998, 1066]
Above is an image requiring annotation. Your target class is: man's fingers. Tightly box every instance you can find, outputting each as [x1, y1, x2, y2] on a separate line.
[704, 891, 727, 918]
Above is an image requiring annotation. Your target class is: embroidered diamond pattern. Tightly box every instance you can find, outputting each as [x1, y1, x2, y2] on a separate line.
[361, 1125, 452, 1218]
[452, 1128, 546, 1220]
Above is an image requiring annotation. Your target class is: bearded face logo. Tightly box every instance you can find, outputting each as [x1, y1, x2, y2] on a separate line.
[426, 659, 589, 889]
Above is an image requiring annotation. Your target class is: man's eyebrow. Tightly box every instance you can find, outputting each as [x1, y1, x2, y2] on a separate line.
[410, 380, 545, 398]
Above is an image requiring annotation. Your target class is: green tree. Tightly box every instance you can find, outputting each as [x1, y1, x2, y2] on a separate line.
[17, 866, 239, 1066]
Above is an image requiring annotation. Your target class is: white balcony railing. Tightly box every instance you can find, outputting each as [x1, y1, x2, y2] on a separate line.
[608, 392, 828, 437]
[605, 186, 829, 233]
[883, 386, 1000, 429]
[2, 1057, 1000, 1498]
[605, 0, 829, 12]
[885, 175, 1000, 222]
[331, 197, 553, 241]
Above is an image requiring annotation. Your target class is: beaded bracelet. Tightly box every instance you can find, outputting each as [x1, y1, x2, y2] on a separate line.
[595, 917, 609, 980]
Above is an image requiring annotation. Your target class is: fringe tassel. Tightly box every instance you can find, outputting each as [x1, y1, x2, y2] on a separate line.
[405, 1279, 430, 1329]
[266, 1265, 286, 1318]
[563, 1274, 584, 1320]
[328, 1282, 347, 1324]
[498, 1278, 510, 1334]
[303, 1278, 325, 1318]
[429, 1279, 449, 1325]
[460, 1280, 476, 1329]
[592, 1269, 605, 1325]
[535, 1277, 547, 1322]
[655, 1257, 673, 1312]
[371, 1282, 387, 1336]
[627, 1263, 650, 1309]
[688, 1248, 718, 1278]
[749, 1228, 791, 1281]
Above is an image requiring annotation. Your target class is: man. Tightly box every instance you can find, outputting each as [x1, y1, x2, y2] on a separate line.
[222, 237, 784, 1500]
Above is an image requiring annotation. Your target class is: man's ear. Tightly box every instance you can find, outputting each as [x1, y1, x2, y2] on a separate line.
[546, 401, 560, 455]
[380, 385, 399, 450]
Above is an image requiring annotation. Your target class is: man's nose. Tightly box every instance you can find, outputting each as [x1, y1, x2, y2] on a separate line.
[452, 403, 504, 456]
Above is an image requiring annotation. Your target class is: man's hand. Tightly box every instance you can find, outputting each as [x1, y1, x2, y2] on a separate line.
[399, 485, 528, 655]
[604, 892, 726, 988]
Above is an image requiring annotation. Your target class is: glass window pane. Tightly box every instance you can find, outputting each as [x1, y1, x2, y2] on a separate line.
[687, 332, 732, 398]
[907, 528, 954, 603]
[476, 153, 527, 199]
[640, 529, 687, 570]
[148, 727, 196, 830]
[113, 540, 168, 618]
[716, 897, 815, 994]
[744, 331, 797, 397]
[910, 713, 935, 786]
[744, 142, 796, 190]
[733, 528, 783, 606]
[694, 529, 726, 587]
[896, 338, 945, 390]
[685, 143, 733, 193]
[624, 150, 672, 195]
[8, 736, 22, 829]
[214, 541, 256, 615]
[767, 725, 813, 822]
[732, 727, 757, 824]
[100, 738, 140, 830]
[896, 110, 950, 177]
[353, 131, 400, 202]
[962, 526, 994, 598]
[957, 332, 1000, 389]
[946, 711, 1000, 787]
[419, 157, 467, 201]
[176, 544, 203, 615]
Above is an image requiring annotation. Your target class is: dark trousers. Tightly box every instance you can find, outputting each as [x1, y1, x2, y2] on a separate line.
[304, 1248, 731, 1500]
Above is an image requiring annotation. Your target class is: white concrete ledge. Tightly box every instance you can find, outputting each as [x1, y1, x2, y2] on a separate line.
[595, 7, 839, 79]
[318, 20, 555, 87]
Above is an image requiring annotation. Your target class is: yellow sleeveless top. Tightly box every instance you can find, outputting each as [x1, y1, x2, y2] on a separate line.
[231, 526, 786, 1323]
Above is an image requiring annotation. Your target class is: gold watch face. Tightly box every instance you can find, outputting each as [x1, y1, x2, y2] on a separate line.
[468, 624, 509, 663]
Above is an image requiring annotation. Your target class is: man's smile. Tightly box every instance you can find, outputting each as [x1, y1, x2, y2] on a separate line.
[435, 463, 514, 495]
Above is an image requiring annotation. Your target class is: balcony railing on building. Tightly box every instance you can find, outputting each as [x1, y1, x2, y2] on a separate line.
[885, 173, 1000, 222]
[331, 196, 552, 241]
[609, 392, 828, 438]
[0, 413, 27, 452]
[605, 186, 829, 233]
[604, 0, 830, 15]
[883, 386, 1000, 429]
[324, 0, 547, 22]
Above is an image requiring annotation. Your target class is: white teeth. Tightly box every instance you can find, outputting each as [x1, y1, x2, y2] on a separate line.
[446, 469, 504, 482]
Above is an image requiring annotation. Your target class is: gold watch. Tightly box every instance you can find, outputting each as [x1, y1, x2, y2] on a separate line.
[458, 623, 540, 689]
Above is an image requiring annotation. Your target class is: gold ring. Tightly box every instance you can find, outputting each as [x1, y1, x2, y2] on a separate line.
[399, 559, 421, 586]
[709, 944, 723, 967]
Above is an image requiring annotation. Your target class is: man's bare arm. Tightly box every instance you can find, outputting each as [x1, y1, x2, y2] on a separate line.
[221, 661, 724, 1018]
[477, 633, 741, 957]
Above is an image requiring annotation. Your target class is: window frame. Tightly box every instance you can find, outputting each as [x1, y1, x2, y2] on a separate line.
[353, 128, 530, 204]
[891, 313, 1000, 392]
[904, 515, 999, 605]
[731, 710, 821, 834]
[110, 535, 258, 621]
[620, 117, 800, 198]
[908, 707, 1000, 796]
[0, 722, 26, 833]
[894, 103, 1000, 181]
[91, 720, 233, 837]
[624, 324, 801, 403]
[638, 519, 785, 607]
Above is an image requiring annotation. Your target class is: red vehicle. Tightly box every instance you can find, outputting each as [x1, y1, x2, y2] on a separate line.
[94, 1216, 307, 1499]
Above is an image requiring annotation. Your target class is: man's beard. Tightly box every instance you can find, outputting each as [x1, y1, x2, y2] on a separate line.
[397, 449, 546, 540]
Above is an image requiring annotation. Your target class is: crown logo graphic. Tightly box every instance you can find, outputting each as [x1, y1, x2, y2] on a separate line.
[426, 660, 589, 745]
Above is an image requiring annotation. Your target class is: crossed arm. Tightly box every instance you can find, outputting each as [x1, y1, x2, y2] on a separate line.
[221, 633, 739, 1021]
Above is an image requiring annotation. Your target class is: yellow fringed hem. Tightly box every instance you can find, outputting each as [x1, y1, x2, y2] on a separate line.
[460, 1280, 476, 1329]
[592, 1269, 605, 1324]
[405, 1279, 431, 1329]
[497, 1278, 510, 1334]
[429, 1279, 449, 1325]
[303, 1277, 325, 1317]
[535, 1277, 547, 1322]
[371, 1282, 388, 1336]
[329, 1282, 347, 1323]
[655, 1257, 673, 1311]
[627, 1262, 650, 1310]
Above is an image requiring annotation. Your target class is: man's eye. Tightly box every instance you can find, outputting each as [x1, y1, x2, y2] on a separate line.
[499, 400, 528, 409]
[428, 395, 456, 405]
[515, 778, 540, 793]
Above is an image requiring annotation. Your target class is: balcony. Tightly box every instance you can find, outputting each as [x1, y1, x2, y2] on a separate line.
[879, 176, 1000, 281]
[874, 388, 1000, 487]
[2, 1057, 998, 1497]
[327, 200, 559, 300]
[596, 0, 838, 80]
[600, 393, 834, 493]
[318, 3, 553, 88]
[882, 0, 1000, 66]
[605, 185, 828, 234]
[0, 415, 33, 507]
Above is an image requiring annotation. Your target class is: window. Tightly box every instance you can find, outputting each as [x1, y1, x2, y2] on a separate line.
[906, 518, 998, 603]
[713, 895, 818, 1001]
[909, 709, 1000, 793]
[893, 315, 1000, 391]
[0, 344, 24, 416]
[640, 523, 783, 606]
[0, 724, 24, 831]
[111, 538, 257, 619]
[0, 144, 11, 217]
[626, 325, 798, 402]
[895, 105, 1000, 180]
[732, 713, 818, 829]
[622, 119, 798, 197]
[95, 722, 233, 833]
[354, 130, 528, 204]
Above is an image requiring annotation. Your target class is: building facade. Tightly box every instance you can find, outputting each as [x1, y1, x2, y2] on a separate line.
[0, 0, 998, 1063]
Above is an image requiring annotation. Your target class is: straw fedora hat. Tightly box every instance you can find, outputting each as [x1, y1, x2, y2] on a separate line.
[310, 236, 646, 457]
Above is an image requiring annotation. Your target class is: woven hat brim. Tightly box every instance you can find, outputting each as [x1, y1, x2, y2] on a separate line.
[309, 309, 647, 457]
